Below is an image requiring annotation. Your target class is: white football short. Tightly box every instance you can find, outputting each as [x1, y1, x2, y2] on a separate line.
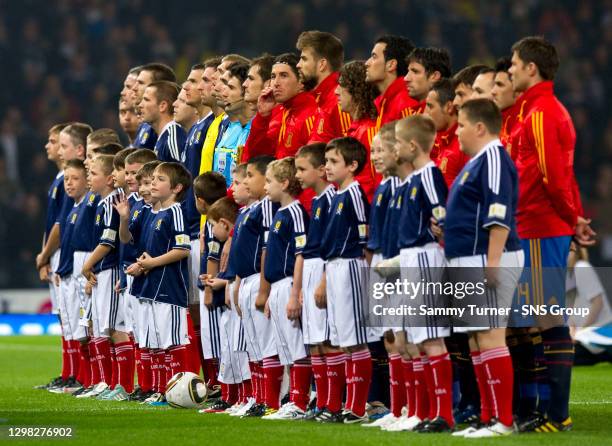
[301, 258, 329, 345]
[151, 301, 189, 350]
[73, 252, 92, 331]
[218, 301, 251, 384]
[91, 267, 124, 338]
[238, 273, 277, 361]
[138, 299, 158, 349]
[199, 288, 222, 359]
[49, 250, 61, 315]
[122, 274, 135, 336]
[188, 239, 201, 304]
[58, 276, 87, 341]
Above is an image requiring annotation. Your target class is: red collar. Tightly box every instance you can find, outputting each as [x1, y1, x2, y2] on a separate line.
[436, 122, 458, 146]
[282, 91, 316, 111]
[515, 81, 554, 120]
[375, 77, 406, 109]
[312, 72, 339, 104]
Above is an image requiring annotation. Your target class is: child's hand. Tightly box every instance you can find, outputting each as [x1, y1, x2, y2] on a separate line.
[38, 265, 50, 283]
[85, 281, 92, 296]
[255, 290, 268, 312]
[206, 277, 227, 291]
[113, 196, 131, 220]
[204, 287, 214, 310]
[199, 273, 211, 285]
[53, 273, 60, 287]
[430, 217, 444, 242]
[126, 262, 144, 276]
[114, 279, 122, 293]
[286, 288, 301, 321]
[82, 267, 97, 285]
[264, 299, 271, 319]
[314, 279, 327, 309]
[220, 238, 232, 272]
[137, 252, 156, 271]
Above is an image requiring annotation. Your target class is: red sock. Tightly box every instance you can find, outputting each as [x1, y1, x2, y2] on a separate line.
[250, 362, 264, 403]
[290, 358, 312, 411]
[240, 380, 252, 403]
[110, 345, 118, 389]
[344, 355, 354, 412]
[78, 342, 91, 387]
[401, 358, 415, 417]
[140, 350, 153, 393]
[413, 357, 429, 420]
[151, 352, 159, 393]
[481, 346, 514, 427]
[163, 353, 172, 392]
[325, 352, 346, 413]
[68, 340, 81, 378]
[471, 351, 491, 424]
[429, 353, 454, 426]
[422, 357, 437, 420]
[221, 383, 228, 401]
[311, 354, 328, 410]
[227, 384, 238, 405]
[114, 341, 135, 393]
[61, 336, 69, 380]
[262, 356, 284, 409]
[350, 350, 372, 417]
[203, 358, 220, 387]
[154, 351, 166, 393]
[94, 338, 112, 385]
[88, 339, 101, 385]
[186, 315, 200, 374]
[170, 345, 188, 376]
[135, 346, 142, 389]
[388, 353, 406, 417]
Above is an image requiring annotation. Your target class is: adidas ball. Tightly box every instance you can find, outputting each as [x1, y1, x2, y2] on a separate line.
[165, 372, 207, 409]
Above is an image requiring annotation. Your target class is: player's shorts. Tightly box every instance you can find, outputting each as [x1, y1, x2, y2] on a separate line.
[58, 276, 87, 340]
[301, 258, 329, 345]
[368, 252, 389, 337]
[49, 250, 61, 315]
[138, 299, 159, 350]
[238, 273, 277, 361]
[91, 267, 124, 338]
[218, 302, 251, 384]
[510, 236, 571, 327]
[122, 274, 136, 336]
[450, 250, 524, 332]
[199, 288, 222, 359]
[326, 257, 379, 348]
[229, 281, 248, 352]
[268, 277, 307, 366]
[399, 243, 451, 344]
[150, 301, 189, 350]
[73, 252, 91, 331]
[188, 239, 201, 305]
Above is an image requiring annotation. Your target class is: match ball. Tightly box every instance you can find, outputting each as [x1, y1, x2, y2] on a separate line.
[165, 372, 207, 409]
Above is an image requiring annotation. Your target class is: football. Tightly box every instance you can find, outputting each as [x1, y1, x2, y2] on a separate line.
[165, 372, 207, 409]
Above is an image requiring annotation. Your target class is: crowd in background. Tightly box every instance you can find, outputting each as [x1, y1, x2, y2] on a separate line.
[1, 0, 611, 288]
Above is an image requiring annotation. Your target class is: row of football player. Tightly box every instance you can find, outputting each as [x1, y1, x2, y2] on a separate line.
[35, 31, 594, 437]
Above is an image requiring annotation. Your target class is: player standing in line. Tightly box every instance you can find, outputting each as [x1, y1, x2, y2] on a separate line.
[141, 81, 186, 163]
[84, 129, 122, 169]
[452, 65, 490, 110]
[256, 158, 311, 420]
[136, 162, 193, 405]
[173, 88, 199, 138]
[395, 115, 454, 433]
[365, 35, 420, 128]
[295, 30, 351, 142]
[320, 137, 376, 423]
[119, 97, 140, 146]
[509, 36, 594, 433]
[336, 60, 379, 201]
[131, 63, 177, 150]
[444, 99, 524, 438]
[293, 143, 340, 420]
[470, 68, 496, 100]
[425, 79, 469, 187]
[491, 57, 520, 159]
[405, 47, 451, 114]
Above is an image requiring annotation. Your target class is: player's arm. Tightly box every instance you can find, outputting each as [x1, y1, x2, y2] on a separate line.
[82, 244, 112, 284]
[288, 254, 304, 320]
[114, 196, 133, 244]
[205, 258, 219, 310]
[424, 167, 448, 227]
[37, 224, 60, 268]
[255, 249, 271, 312]
[314, 268, 327, 309]
[139, 248, 190, 270]
[234, 275, 242, 315]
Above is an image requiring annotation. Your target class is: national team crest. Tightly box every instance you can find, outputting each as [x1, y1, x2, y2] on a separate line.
[52, 187, 57, 199]
[142, 132, 149, 142]
[410, 187, 417, 200]
[284, 133, 293, 148]
[95, 214, 101, 225]
[396, 196, 402, 208]
[439, 157, 448, 173]
[71, 213, 77, 223]
[195, 131, 201, 143]
[336, 202, 344, 214]
[315, 207, 321, 219]
[88, 194, 96, 205]
[376, 194, 382, 206]
[155, 219, 163, 230]
[317, 119, 325, 135]
[274, 220, 281, 232]
[460, 171, 470, 185]
[132, 210, 139, 220]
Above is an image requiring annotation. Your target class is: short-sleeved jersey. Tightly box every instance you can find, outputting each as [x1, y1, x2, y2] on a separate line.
[302, 185, 335, 259]
[367, 177, 399, 252]
[232, 197, 279, 278]
[321, 181, 369, 260]
[154, 120, 187, 163]
[398, 162, 448, 250]
[121, 194, 145, 267]
[264, 201, 309, 283]
[212, 119, 252, 187]
[56, 197, 85, 278]
[46, 171, 66, 240]
[226, 203, 256, 280]
[71, 191, 100, 252]
[133, 122, 157, 150]
[92, 191, 121, 273]
[183, 114, 215, 237]
[445, 139, 521, 259]
[382, 176, 411, 259]
[199, 220, 226, 306]
[128, 205, 154, 298]
[140, 203, 191, 306]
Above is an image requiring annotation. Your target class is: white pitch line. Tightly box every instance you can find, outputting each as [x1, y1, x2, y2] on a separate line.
[569, 401, 612, 405]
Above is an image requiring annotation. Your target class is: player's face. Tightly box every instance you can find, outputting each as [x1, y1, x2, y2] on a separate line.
[492, 72, 516, 110]
[213, 68, 226, 108]
[63, 167, 88, 199]
[509, 52, 533, 94]
[125, 162, 142, 193]
[335, 84, 355, 116]
[453, 83, 472, 109]
[88, 162, 111, 195]
[211, 219, 232, 242]
[58, 131, 80, 162]
[184, 69, 204, 107]
[297, 48, 318, 84]
[121, 73, 137, 101]
[243, 65, 265, 104]
[405, 62, 430, 100]
[271, 64, 301, 103]
[133, 70, 154, 108]
[394, 131, 416, 164]
[325, 148, 354, 184]
[198, 67, 216, 107]
[173, 89, 196, 127]
[151, 169, 175, 201]
[365, 43, 387, 84]
[222, 74, 245, 114]
[295, 156, 323, 190]
[112, 165, 126, 189]
[264, 169, 285, 202]
[138, 176, 153, 204]
[45, 131, 61, 163]
[456, 110, 478, 156]
[244, 164, 266, 200]
[370, 135, 384, 174]
[425, 90, 448, 131]
[471, 72, 495, 100]
[119, 99, 139, 136]
[380, 137, 398, 173]
[140, 86, 159, 124]
[231, 172, 250, 205]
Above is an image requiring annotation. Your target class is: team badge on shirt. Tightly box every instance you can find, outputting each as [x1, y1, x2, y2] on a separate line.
[336, 202, 344, 215]
[315, 207, 321, 219]
[295, 235, 307, 249]
[88, 194, 96, 205]
[142, 132, 149, 142]
[376, 194, 383, 206]
[132, 210, 139, 220]
[410, 187, 417, 200]
[460, 171, 470, 185]
[274, 220, 282, 233]
[155, 219, 163, 230]
[71, 213, 77, 223]
[95, 214, 101, 225]
[52, 187, 58, 198]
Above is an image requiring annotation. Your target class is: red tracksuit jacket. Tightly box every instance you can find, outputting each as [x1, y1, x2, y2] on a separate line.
[346, 116, 379, 201]
[500, 101, 521, 162]
[308, 72, 352, 143]
[432, 122, 469, 189]
[374, 78, 422, 128]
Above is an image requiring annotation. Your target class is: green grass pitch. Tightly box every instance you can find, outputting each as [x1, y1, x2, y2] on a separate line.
[0, 335, 611, 445]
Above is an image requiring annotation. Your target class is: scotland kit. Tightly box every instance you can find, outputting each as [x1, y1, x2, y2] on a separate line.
[154, 121, 187, 163]
[133, 122, 157, 150]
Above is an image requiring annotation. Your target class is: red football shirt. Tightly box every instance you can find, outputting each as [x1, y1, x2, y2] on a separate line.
[500, 102, 521, 162]
[308, 72, 352, 143]
[375, 78, 422, 128]
[514, 81, 583, 239]
[346, 116, 379, 202]
[240, 105, 283, 162]
[432, 122, 469, 189]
